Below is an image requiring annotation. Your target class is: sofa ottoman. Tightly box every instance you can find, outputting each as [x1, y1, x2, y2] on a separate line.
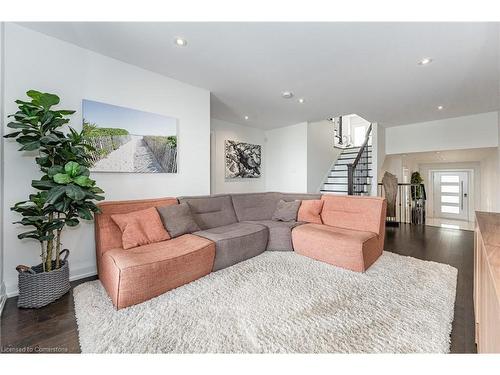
[292, 224, 381, 272]
[244, 220, 304, 251]
[100, 235, 215, 309]
[193, 222, 268, 271]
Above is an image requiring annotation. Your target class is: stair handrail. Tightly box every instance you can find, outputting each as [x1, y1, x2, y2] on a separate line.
[347, 123, 373, 195]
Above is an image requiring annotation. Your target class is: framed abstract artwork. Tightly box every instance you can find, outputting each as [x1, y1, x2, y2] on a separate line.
[225, 140, 261, 178]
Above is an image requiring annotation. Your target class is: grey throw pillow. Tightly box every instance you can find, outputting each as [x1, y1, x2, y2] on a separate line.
[157, 203, 201, 238]
[272, 199, 301, 222]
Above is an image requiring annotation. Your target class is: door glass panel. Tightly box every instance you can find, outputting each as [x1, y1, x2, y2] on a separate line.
[442, 205, 460, 214]
[441, 185, 459, 193]
[441, 195, 460, 204]
[441, 175, 459, 183]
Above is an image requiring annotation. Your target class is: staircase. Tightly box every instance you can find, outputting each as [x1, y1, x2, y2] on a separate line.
[320, 145, 372, 195]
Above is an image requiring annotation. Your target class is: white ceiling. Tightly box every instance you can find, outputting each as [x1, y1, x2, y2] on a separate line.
[19, 22, 500, 129]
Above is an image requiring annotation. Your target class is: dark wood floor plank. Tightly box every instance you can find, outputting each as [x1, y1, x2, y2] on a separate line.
[1, 224, 476, 353]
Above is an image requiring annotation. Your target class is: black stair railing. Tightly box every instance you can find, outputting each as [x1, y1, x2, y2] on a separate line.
[347, 124, 372, 195]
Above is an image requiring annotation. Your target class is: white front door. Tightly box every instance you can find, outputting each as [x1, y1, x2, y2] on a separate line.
[432, 171, 469, 221]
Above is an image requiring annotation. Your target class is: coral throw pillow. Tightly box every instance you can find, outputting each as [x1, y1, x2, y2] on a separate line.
[297, 200, 324, 224]
[111, 207, 171, 249]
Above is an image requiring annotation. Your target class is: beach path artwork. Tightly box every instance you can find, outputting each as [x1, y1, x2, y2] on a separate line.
[225, 140, 261, 178]
[82, 99, 178, 173]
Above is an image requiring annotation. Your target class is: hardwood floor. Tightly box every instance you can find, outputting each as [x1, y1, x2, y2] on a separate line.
[384, 224, 476, 353]
[1, 223, 476, 354]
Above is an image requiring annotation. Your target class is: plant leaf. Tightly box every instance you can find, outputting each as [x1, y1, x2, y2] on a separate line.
[45, 186, 67, 204]
[65, 185, 86, 200]
[73, 175, 94, 187]
[47, 165, 65, 177]
[53, 173, 72, 184]
[64, 161, 81, 177]
[32, 179, 57, 190]
[19, 141, 41, 151]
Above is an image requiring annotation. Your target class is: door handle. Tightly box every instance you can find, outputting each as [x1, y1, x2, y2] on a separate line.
[461, 181, 464, 210]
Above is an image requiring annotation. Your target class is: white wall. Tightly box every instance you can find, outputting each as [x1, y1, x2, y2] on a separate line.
[211, 118, 266, 194]
[307, 120, 340, 193]
[265, 122, 308, 192]
[385, 112, 499, 155]
[0, 22, 6, 312]
[371, 123, 385, 193]
[2, 24, 211, 296]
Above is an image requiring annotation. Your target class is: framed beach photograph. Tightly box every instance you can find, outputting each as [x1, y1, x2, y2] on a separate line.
[82, 99, 178, 173]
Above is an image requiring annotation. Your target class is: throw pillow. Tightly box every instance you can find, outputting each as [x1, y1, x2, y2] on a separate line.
[297, 199, 324, 224]
[272, 199, 301, 222]
[111, 207, 170, 249]
[157, 202, 201, 238]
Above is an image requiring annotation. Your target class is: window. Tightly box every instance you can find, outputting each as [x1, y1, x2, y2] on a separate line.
[441, 205, 460, 214]
[441, 185, 459, 193]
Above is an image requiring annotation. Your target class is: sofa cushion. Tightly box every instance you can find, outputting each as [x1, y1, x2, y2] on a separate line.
[231, 192, 282, 221]
[297, 199, 324, 224]
[279, 193, 322, 202]
[111, 207, 171, 249]
[231, 192, 321, 222]
[179, 195, 238, 230]
[100, 234, 215, 309]
[157, 202, 200, 238]
[292, 223, 381, 272]
[95, 198, 178, 262]
[321, 195, 386, 235]
[272, 199, 301, 222]
[193, 222, 268, 271]
[245, 220, 304, 251]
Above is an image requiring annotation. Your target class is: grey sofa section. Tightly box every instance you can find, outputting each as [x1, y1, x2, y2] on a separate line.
[194, 222, 268, 271]
[245, 220, 305, 251]
[231, 192, 321, 222]
[178, 195, 238, 230]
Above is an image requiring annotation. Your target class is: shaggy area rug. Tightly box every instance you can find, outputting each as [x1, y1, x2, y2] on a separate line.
[73, 251, 457, 353]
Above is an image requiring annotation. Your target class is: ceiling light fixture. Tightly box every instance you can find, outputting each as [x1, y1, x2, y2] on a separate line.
[281, 91, 294, 99]
[298, 98, 305, 104]
[437, 105, 444, 110]
[174, 37, 187, 47]
[418, 57, 433, 65]
[244, 115, 249, 120]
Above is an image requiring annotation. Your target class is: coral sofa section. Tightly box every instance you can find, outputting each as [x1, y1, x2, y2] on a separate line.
[95, 198, 215, 309]
[292, 195, 387, 272]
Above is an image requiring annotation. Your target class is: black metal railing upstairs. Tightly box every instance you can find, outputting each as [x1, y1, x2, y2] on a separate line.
[377, 183, 426, 225]
[347, 124, 372, 195]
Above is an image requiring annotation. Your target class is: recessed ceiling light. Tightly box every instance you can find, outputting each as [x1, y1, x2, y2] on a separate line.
[298, 98, 305, 104]
[244, 115, 249, 120]
[437, 105, 444, 110]
[418, 57, 433, 65]
[174, 37, 187, 47]
[281, 91, 294, 99]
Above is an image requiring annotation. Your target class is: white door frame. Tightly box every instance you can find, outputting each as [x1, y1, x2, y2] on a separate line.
[427, 168, 475, 222]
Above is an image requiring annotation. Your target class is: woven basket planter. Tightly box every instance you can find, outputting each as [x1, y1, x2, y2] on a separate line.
[17, 249, 71, 308]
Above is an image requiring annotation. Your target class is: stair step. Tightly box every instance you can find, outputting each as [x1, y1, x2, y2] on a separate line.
[332, 164, 372, 171]
[336, 157, 372, 165]
[341, 149, 372, 155]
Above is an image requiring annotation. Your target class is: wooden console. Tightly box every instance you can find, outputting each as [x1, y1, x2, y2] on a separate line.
[474, 211, 500, 353]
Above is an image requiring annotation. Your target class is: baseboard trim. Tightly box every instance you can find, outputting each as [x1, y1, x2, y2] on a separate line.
[5, 266, 97, 298]
[0, 282, 7, 317]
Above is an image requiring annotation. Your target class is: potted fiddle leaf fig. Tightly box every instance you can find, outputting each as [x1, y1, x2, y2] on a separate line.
[4, 90, 105, 308]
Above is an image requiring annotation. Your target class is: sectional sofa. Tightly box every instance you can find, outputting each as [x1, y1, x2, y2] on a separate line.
[95, 192, 387, 309]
